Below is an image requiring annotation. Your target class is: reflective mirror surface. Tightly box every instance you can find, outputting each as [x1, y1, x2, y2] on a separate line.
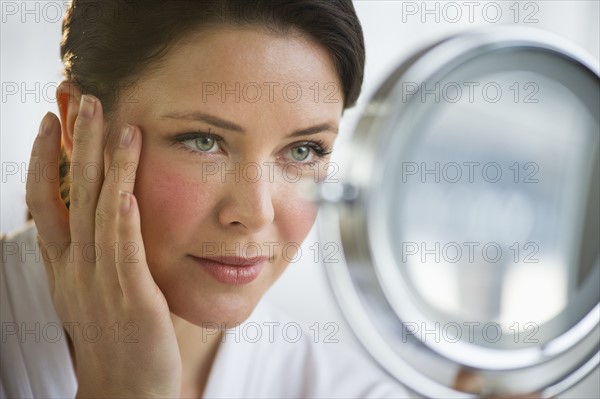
[320, 27, 599, 397]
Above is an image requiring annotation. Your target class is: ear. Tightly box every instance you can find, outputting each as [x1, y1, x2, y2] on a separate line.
[56, 81, 82, 159]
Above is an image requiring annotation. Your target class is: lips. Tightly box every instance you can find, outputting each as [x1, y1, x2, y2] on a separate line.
[189, 255, 268, 285]
[198, 255, 269, 267]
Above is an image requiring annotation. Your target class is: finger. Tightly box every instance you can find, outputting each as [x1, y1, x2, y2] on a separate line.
[453, 368, 483, 393]
[69, 95, 105, 254]
[95, 125, 141, 291]
[101, 125, 157, 304]
[36, 234, 55, 295]
[26, 112, 70, 243]
[116, 191, 159, 306]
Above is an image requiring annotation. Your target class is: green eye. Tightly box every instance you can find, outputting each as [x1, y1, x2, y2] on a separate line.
[194, 135, 216, 151]
[291, 145, 310, 161]
[174, 131, 223, 155]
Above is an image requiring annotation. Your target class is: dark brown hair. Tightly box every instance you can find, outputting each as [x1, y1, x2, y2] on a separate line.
[56, 0, 366, 208]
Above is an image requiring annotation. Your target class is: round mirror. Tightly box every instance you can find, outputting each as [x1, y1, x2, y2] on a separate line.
[318, 27, 599, 397]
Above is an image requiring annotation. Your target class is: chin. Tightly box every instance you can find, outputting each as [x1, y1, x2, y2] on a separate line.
[160, 278, 265, 329]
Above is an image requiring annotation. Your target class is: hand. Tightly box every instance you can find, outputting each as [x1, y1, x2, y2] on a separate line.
[454, 368, 543, 398]
[26, 96, 182, 398]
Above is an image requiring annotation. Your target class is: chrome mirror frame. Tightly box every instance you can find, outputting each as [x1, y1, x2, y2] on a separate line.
[318, 27, 599, 398]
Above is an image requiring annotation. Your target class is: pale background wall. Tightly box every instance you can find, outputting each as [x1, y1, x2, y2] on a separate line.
[1, 0, 598, 396]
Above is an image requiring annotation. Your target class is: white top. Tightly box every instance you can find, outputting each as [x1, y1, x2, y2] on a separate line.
[1, 222, 411, 398]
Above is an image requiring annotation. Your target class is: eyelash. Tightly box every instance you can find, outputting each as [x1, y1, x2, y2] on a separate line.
[173, 129, 333, 164]
[174, 129, 223, 154]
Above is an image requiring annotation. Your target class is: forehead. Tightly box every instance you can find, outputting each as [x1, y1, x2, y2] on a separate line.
[121, 26, 343, 126]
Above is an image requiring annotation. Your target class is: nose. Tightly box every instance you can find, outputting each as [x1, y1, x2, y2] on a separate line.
[217, 174, 275, 232]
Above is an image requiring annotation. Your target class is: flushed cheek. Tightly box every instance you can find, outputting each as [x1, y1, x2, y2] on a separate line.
[134, 158, 220, 256]
[276, 183, 319, 249]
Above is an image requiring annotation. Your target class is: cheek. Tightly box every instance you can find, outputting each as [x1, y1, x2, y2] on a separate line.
[133, 156, 218, 243]
[275, 183, 319, 248]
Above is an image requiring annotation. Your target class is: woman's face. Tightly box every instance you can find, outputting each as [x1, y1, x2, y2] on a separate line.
[109, 26, 343, 327]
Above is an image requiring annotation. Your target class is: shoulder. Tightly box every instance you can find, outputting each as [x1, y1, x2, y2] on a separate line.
[1, 221, 50, 307]
[1, 221, 77, 399]
[1, 220, 44, 292]
[204, 299, 411, 398]
[1, 220, 38, 249]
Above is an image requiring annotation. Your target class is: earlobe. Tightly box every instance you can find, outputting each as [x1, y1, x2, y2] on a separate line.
[56, 81, 82, 159]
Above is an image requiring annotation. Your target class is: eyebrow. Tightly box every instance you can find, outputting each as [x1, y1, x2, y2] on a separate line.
[160, 111, 338, 137]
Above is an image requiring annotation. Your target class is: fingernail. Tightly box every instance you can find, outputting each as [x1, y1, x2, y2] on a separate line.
[119, 190, 131, 214]
[120, 125, 134, 147]
[38, 112, 53, 137]
[79, 95, 96, 120]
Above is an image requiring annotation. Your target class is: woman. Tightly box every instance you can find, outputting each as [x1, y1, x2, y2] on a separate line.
[1, 1, 409, 397]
